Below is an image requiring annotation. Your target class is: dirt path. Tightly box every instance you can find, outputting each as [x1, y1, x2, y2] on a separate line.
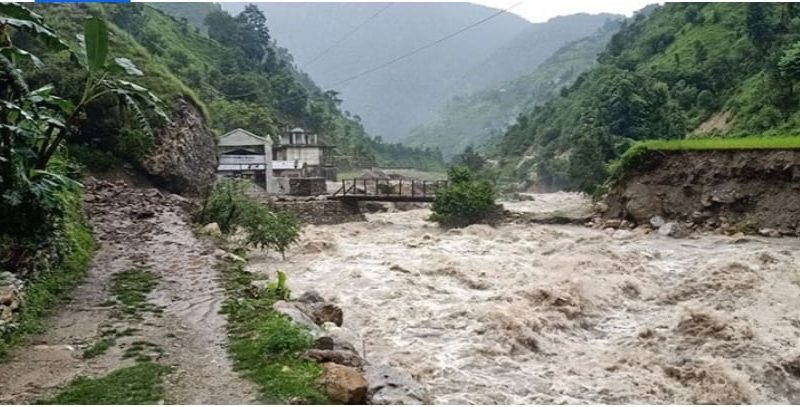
[0, 180, 257, 404]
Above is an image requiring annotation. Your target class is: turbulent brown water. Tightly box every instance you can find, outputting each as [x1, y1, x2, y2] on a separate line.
[250, 192, 800, 404]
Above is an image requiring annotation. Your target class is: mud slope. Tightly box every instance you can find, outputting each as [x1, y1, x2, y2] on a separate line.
[604, 149, 800, 234]
[0, 180, 256, 404]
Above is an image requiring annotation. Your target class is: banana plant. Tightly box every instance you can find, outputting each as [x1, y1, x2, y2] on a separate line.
[35, 15, 167, 168]
[1, 3, 168, 233]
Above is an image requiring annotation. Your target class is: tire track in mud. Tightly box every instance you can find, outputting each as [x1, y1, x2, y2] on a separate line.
[0, 180, 256, 404]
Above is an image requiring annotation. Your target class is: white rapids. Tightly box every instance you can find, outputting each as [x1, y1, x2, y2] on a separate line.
[248, 192, 800, 404]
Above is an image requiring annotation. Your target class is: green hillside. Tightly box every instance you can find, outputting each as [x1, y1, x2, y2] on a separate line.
[24, 3, 440, 169]
[494, 3, 800, 193]
[405, 19, 621, 159]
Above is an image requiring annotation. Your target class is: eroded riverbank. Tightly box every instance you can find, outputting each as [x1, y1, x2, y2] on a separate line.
[249, 193, 800, 404]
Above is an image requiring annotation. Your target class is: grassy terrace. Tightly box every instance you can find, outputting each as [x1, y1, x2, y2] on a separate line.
[609, 136, 800, 180]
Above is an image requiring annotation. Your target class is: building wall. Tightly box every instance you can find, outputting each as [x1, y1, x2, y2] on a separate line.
[284, 147, 321, 166]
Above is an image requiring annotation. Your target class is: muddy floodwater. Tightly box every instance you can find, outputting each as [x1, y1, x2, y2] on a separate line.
[250, 193, 800, 404]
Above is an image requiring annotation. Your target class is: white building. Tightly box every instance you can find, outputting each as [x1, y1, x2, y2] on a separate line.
[216, 128, 335, 194]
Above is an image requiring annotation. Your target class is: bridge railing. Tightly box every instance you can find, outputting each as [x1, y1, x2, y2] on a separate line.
[332, 178, 448, 198]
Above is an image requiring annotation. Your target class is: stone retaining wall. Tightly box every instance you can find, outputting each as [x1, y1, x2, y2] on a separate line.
[289, 177, 327, 196]
[271, 199, 365, 225]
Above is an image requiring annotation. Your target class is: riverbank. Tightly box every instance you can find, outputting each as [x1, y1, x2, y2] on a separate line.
[247, 192, 800, 403]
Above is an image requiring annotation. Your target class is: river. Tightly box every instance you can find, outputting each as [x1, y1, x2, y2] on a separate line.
[248, 192, 800, 404]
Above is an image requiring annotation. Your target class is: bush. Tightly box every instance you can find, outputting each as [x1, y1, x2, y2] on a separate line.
[196, 180, 301, 258]
[246, 212, 301, 260]
[431, 165, 496, 227]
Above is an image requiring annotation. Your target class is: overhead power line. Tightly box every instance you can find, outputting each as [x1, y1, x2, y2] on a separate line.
[301, 3, 393, 70]
[324, 1, 523, 89]
[220, 1, 523, 107]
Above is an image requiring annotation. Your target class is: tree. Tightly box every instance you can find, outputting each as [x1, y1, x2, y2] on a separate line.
[453, 145, 486, 173]
[431, 165, 496, 227]
[779, 41, 800, 80]
[246, 211, 301, 260]
[0, 6, 164, 235]
[746, 3, 773, 48]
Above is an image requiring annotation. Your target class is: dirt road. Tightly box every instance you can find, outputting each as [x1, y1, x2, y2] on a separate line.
[0, 180, 256, 404]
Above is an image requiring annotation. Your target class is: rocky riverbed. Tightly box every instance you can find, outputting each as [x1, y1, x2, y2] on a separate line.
[248, 192, 800, 404]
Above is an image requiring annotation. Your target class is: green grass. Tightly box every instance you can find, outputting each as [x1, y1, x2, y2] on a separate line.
[0, 188, 95, 359]
[609, 136, 800, 180]
[109, 267, 161, 318]
[82, 337, 116, 359]
[220, 262, 329, 404]
[37, 362, 172, 404]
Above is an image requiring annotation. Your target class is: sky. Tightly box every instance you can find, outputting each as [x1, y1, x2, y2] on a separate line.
[471, 0, 656, 23]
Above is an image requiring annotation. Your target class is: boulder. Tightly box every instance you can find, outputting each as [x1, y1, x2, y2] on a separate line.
[649, 216, 666, 228]
[658, 222, 690, 238]
[221, 252, 246, 263]
[272, 301, 325, 338]
[303, 349, 365, 368]
[364, 365, 431, 405]
[298, 290, 325, 304]
[248, 280, 269, 297]
[141, 98, 216, 195]
[0, 287, 17, 305]
[322, 324, 360, 354]
[200, 222, 222, 237]
[316, 363, 368, 404]
[309, 303, 344, 327]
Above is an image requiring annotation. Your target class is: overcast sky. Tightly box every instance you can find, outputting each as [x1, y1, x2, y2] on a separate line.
[471, 0, 656, 23]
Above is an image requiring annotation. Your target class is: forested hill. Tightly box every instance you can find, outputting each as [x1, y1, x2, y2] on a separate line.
[219, 3, 617, 142]
[495, 3, 800, 193]
[405, 18, 622, 159]
[30, 3, 443, 171]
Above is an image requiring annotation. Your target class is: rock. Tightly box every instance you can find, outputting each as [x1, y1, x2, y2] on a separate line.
[298, 290, 324, 304]
[200, 222, 222, 237]
[314, 336, 335, 350]
[248, 280, 269, 297]
[364, 365, 431, 405]
[323, 325, 360, 353]
[758, 228, 781, 237]
[612, 229, 635, 240]
[221, 252, 246, 263]
[303, 349, 365, 368]
[389, 264, 412, 274]
[141, 98, 216, 195]
[273, 301, 325, 338]
[593, 201, 608, 213]
[316, 363, 368, 404]
[604, 219, 622, 228]
[0, 287, 16, 305]
[308, 303, 344, 327]
[649, 216, 666, 228]
[658, 222, 690, 238]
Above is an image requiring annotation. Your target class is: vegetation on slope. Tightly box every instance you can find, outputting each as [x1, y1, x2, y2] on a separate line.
[220, 262, 329, 404]
[406, 19, 622, 159]
[495, 3, 800, 194]
[609, 135, 800, 179]
[144, 3, 444, 169]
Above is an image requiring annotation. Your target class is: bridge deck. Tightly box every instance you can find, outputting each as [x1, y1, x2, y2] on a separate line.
[328, 194, 435, 203]
[331, 178, 446, 203]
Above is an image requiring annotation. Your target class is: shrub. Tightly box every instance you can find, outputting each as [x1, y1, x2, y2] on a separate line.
[196, 180, 301, 258]
[431, 165, 496, 227]
[246, 212, 301, 260]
